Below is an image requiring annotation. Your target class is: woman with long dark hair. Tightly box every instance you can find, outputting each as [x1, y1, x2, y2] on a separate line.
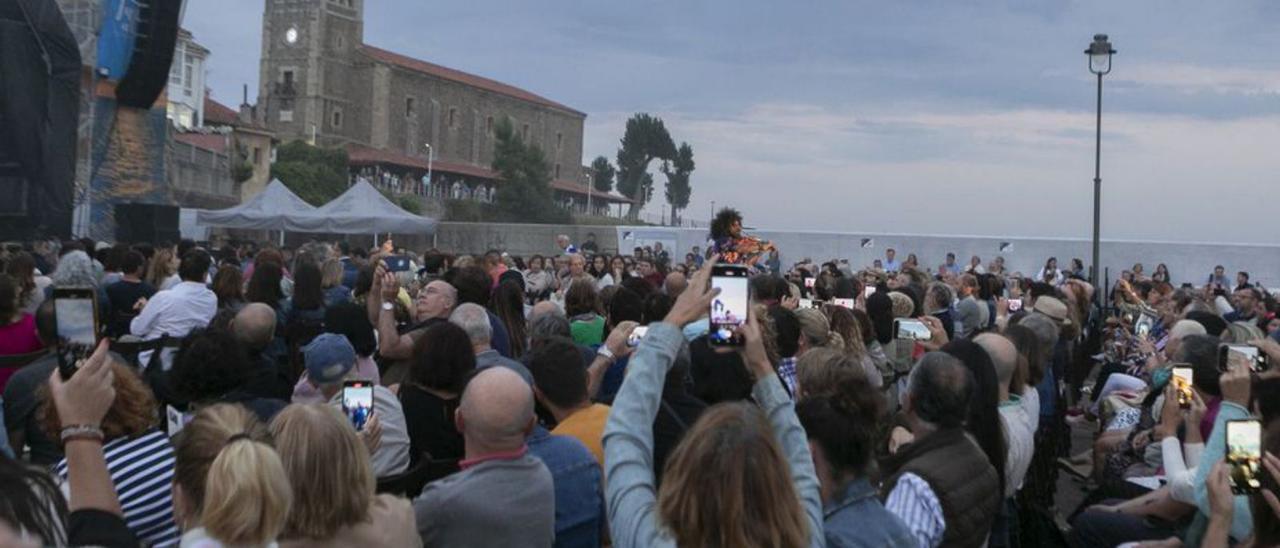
[210, 265, 245, 312]
[940, 339, 1008, 498]
[284, 261, 326, 324]
[490, 279, 529, 359]
[589, 254, 614, 290]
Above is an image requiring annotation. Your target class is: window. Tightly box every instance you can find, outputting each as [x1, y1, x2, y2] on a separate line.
[279, 110, 293, 122]
[332, 108, 343, 128]
[521, 124, 529, 141]
[486, 116, 493, 135]
[555, 164, 561, 178]
[252, 147, 261, 165]
[448, 107, 457, 128]
[183, 64, 193, 95]
[405, 97, 415, 117]
[282, 70, 295, 91]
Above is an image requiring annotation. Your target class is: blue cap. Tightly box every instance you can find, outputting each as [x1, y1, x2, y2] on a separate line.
[303, 333, 357, 384]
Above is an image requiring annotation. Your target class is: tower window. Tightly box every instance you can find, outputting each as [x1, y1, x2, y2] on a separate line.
[555, 164, 561, 178]
[556, 132, 563, 149]
[486, 116, 493, 135]
[448, 107, 457, 128]
[332, 108, 343, 128]
[521, 124, 529, 141]
[405, 97, 415, 117]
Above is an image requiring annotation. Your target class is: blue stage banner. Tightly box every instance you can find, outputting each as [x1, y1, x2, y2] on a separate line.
[97, 0, 140, 79]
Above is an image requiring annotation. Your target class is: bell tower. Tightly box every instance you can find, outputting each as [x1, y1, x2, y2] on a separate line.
[259, 0, 364, 143]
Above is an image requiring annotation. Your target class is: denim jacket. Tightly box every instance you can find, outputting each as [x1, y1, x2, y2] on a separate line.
[529, 425, 604, 548]
[823, 478, 914, 548]
[602, 322, 824, 547]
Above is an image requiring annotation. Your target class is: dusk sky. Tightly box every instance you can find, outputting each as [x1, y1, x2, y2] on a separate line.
[186, 0, 1280, 245]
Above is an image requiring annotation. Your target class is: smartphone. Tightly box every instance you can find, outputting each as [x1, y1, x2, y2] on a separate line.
[894, 318, 932, 341]
[341, 381, 375, 431]
[1135, 314, 1155, 338]
[627, 326, 649, 347]
[384, 255, 412, 273]
[804, 277, 816, 289]
[833, 298, 855, 310]
[1226, 419, 1263, 494]
[1219, 344, 1268, 373]
[1171, 366, 1193, 409]
[864, 286, 876, 299]
[709, 264, 750, 346]
[53, 288, 100, 380]
[1008, 299, 1023, 312]
[799, 298, 814, 310]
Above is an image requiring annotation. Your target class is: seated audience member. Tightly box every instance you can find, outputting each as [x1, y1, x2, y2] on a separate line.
[663, 272, 687, 299]
[3, 301, 62, 465]
[320, 259, 352, 308]
[171, 404, 293, 547]
[102, 251, 155, 338]
[166, 329, 288, 422]
[604, 263, 823, 547]
[270, 404, 420, 547]
[450, 302, 533, 384]
[975, 333, 1035, 499]
[130, 250, 217, 369]
[293, 302, 382, 402]
[210, 264, 246, 313]
[43, 359, 180, 546]
[490, 279, 529, 359]
[940, 340, 1009, 501]
[566, 280, 606, 347]
[295, 333, 410, 477]
[281, 260, 326, 327]
[0, 274, 44, 361]
[528, 337, 612, 465]
[232, 302, 291, 400]
[401, 322, 475, 467]
[527, 414, 605, 547]
[372, 274, 456, 367]
[413, 367, 555, 546]
[797, 372, 913, 547]
[883, 352, 1001, 548]
[444, 266, 513, 357]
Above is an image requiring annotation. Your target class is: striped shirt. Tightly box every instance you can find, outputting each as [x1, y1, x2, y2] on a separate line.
[777, 357, 798, 396]
[54, 428, 181, 547]
[884, 472, 946, 548]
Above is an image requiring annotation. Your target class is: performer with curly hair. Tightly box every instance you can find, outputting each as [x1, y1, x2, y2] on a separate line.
[709, 207, 776, 271]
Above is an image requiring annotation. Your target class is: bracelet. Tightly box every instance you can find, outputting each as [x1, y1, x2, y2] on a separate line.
[60, 424, 104, 444]
[596, 346, 616, 363]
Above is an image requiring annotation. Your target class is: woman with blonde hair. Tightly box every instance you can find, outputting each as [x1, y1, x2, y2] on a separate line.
[172, 404, 292, 547]
[270, 404, 419, 547]
[319, 258, 351, 308]
[146, 248, 180, 290]
[605, 261, 822, 547]
[794, 307, 844, 355]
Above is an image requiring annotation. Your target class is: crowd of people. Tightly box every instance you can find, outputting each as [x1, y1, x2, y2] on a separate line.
[2, 207, 1280, 547]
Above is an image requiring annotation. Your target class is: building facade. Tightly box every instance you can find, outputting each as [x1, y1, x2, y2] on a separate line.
[257, 0, 626, 212]
[166, 29, 210, 129]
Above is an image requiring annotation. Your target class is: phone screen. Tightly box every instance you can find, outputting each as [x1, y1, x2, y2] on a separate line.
[864, 286, 876, 299]
[895, 319, 932, 341]
[709, 265, 750, 346]
[1008, 299, 1023, 312]
[833, 298, 855, 310]
[1172, 366, 1193, 409]
[803, 277, 816, 289]
[385, 255, 412, 273]
[799, 298, 814, 310]
[1227, 419, 1263, 494]
[56, 296, 97, 347]
[342, 382, 375, 431]
[1221, 344, 1264, 372]
[627, 326, 649, 347]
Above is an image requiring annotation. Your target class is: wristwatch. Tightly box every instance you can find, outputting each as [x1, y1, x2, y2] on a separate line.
[381, 302, 395, 312]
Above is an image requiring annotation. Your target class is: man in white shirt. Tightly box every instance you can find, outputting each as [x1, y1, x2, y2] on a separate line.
[130, 250, 217, 368]
[883, 248, 901, 273]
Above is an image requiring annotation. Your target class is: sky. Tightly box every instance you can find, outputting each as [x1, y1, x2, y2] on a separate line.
[185, 0, 1280, 245]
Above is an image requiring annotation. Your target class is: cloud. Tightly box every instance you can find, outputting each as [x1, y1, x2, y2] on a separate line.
[1112, 63, 1280, 96]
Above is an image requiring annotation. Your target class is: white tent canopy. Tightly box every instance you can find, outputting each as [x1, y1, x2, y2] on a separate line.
[290, 179, 437, 234]
[196, 179, 317, 231]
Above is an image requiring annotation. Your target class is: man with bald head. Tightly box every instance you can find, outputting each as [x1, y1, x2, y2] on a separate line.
[413, 367, 554, 546]
[230, 302, 291, 400]
[976, 333, 1036, 500]
[663, 271, 687, 299]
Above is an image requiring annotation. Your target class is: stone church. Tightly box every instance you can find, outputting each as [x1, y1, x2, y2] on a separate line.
[257, 0, 625, 211]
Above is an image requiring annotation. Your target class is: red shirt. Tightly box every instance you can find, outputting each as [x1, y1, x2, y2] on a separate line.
[0, 314, 43, 356]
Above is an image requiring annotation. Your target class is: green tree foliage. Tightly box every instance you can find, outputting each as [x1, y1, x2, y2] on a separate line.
[615, 113, 675, 219]
[590, 156, 616, 193]
[270, 140, 350, 206]
[491, 118, 568, 223]
[662, 142, 695, 225]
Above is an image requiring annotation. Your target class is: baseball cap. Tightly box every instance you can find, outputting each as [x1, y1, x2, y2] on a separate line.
[303, 333, 357, 384]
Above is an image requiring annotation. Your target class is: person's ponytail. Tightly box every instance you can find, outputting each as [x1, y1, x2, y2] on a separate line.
[201, 437, 293, 546]
[824, 331, 845, 351]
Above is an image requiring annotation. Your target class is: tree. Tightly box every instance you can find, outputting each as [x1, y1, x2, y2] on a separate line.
[590, 156, 616, 193]
[615, 113, 675, 220]
[661, 142, 695, 225]
[270, 140, 349, 206]
[491, 117, 567, 223]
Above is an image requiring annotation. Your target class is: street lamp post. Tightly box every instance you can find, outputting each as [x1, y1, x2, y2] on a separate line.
[1085, 34, 1115, 302]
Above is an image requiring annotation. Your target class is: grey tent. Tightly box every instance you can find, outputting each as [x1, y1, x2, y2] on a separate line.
[196, 179, 317, 230]
[290, 179, 437, 234]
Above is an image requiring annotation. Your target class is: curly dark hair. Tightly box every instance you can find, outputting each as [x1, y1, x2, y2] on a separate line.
[709, 207, 743, 240]
[171, 328, 253, 403]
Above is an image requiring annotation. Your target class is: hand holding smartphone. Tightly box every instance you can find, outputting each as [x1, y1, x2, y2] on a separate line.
[1220, 344, 1268, 373]
[1172, 366, 1193, 409]
[342, 381, 375, 431]
[627, 326, 649, 347]
[894, 318, 932, 341]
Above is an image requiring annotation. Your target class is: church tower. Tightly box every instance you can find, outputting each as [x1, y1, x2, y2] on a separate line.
[259, 0, 364, 144]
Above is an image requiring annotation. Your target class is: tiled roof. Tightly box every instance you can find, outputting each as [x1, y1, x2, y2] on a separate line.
[357, 45, 585, 117]
[551, 179, 633, 204]
[174, 132, 230, 154]
[203, 97, 240, 126]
